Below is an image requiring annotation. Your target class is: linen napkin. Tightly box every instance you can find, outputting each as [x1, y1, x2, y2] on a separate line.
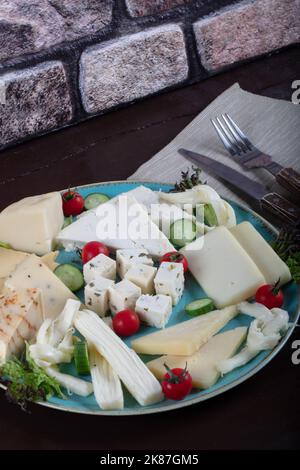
[128, 83, 300, 205]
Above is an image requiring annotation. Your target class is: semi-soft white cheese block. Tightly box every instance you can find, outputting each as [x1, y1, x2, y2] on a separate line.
[83, 253, 116, 284]
[116, 248, 154, 278]
[56, 194, 175, 258]
[0, 192, 64, 255]
[4, 255, 77, 320]
[180, 227, 265, 308]
[147, 327, 247, 388]
[85, 277, 115, 317]
[108, 279, 141, 315]
[131, 305, 238, 355]
[0, 287, 44, 364]
[154, 262, 184, 306]
[135, 294, 172, 328]
[230, 221, 291, 287]
[125, 264, 157, 294]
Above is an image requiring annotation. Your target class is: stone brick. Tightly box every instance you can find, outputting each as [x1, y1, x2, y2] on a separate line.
[79, 24, 189, 114]
[0, 0, 113, 62]
[193, 0, 300, 71]
[125, 0, 191, 17]
[0, 61, 73, 146]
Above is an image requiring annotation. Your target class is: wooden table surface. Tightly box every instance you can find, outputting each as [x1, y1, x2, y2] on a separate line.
[0, 47, 299, 451]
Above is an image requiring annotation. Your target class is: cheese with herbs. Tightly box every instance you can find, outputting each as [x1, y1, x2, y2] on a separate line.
[0, 287, 43, 364]
[131, 305, 238, 355]
[230, 222, 291, 287]
[180, 227, 265, 308]
[4, 255, 77, 320]
[147, 327, 247, 388]
[116, 249, 154, 279]
[135, 294, 172, 328]
[108, 279, 141, 315]
[0, 192, 64, 255]
[125, 264, 157, 294]
[85, 277, 115, 317]
[83, 253, 116, 283]
[154, 262, 184, 306]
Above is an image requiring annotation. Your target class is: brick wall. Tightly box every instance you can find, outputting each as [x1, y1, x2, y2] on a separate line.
[0, 0, 299, 149]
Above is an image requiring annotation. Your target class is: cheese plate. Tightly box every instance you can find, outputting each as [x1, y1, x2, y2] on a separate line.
[0, 180, 299, 415]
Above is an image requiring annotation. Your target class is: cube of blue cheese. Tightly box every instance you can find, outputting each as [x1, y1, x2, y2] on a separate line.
[83, 253, 116, 284]
[108, 279, 141, 315]
[135, 294, 172, 328]
[154, 262, 184, 305]
[116, 249, 154, 278]
[84, 277, 115, 317]
[125, 264, 157, 294]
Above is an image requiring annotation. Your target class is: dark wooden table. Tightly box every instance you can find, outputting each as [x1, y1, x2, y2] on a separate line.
[0, 47, 299, 451]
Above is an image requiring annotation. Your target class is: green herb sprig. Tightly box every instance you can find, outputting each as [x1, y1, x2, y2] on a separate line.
[271, 226, 300, 283]
[0, 344, 64, 411]
[170, 166, 204, 192]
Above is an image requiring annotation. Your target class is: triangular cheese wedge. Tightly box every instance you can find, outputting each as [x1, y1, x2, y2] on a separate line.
[147, 327, 247, 389]
[0, 287, 43, 364]
[4, 254, 77, 320]
[131, 305, 238, 356]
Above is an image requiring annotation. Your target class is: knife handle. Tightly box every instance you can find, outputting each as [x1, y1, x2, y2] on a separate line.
[276, 167, 300, 200]
[261, 192, 300, 225]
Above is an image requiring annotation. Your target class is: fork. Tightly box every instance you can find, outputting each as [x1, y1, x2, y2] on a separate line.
[211, 113, 300, 200]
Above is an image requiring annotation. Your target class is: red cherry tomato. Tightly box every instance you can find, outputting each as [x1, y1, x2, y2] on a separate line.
[112, 310, 140, 337]
[62, 190, 84, 216]
[160, 251, 189, 273]
[81, 241, 110, 264]
[162, 364, 192, 401]
[255, 280, 284, 309]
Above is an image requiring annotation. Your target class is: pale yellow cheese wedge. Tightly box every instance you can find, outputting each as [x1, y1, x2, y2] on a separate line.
[0, 287, 44, 364]
[41, 251, 59, 271]
[147, 327, 247, 389]
[131, 305, 238, 356]
[5, 254, 77, 320]
[230, 221, 291, 287]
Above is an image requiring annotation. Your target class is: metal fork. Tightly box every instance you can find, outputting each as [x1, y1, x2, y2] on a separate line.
[211, 113, 300, 199]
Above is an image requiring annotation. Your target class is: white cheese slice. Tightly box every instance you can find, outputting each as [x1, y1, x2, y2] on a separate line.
[0, 287, 44, 364]
[4, 254, 77, 320]
[131, 305, 238, 356]
[84, 277, 115, 317]
[56, 194, 175, 258]
[135, 294, 172, 328]
[180, 226, 265, 308]
[125, 264, 157, 294]
[0, 192, 64, 255]
[154, 262, 184, 305]
[75, 309, 164, 406]
[116, 248, 154, 279]
[89, 345, 124, 410]
[230, 221, 291, 287]
[147, 327, 247, 388]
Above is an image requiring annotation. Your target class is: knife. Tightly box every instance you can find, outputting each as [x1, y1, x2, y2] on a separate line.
[178, 148, 300, 225]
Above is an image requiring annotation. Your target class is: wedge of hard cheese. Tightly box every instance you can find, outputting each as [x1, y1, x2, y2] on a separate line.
[0, 287, 43, 364]
[147, 327, 247, 389]
[4, 254, 77, 320]
[131, 305, 238, 356]
[180, 227, 265, 308]
[230, 222, 291, 287]
[0, 192, 64, 255]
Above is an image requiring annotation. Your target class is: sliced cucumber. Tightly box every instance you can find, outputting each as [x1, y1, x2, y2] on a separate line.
[170, 219, 197, 247]
[54, 264, 84, 292]
[0, 241, 12, 249]
[185, 298, 215, 316]
[84, 193, 110, 211]
[204, 203, 218, 227]
[74, 341, 90, 375]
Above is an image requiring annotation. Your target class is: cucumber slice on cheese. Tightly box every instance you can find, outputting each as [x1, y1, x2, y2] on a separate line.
[185, 298, 215, 316]
[170, 219, 197, 247]
[204, 203, 218, 227]
[54, 264, 84, 292]
[74, 341, 90, 375]
[84, 193, 110, 211]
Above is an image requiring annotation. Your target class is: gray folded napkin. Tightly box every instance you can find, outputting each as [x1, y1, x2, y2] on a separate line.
[128, 83, 300, 205]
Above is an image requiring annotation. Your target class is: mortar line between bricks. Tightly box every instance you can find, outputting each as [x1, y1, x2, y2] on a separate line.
[0, 111, 195, 186]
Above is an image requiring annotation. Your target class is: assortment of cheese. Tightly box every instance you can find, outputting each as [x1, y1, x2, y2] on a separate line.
[0, 184, 293, 411]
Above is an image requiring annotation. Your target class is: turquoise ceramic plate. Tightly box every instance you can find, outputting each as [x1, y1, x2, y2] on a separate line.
[1, 181, 299, 415]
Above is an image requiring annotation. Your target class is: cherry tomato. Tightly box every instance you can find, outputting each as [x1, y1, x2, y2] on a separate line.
[160, 251, 189, 273]
[62, 190, 84, 216]
[81, 241, 110, 264]
[161, 364, 192, 401]
[112, 310, 140, 337]
[255, 280, 284, 309]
